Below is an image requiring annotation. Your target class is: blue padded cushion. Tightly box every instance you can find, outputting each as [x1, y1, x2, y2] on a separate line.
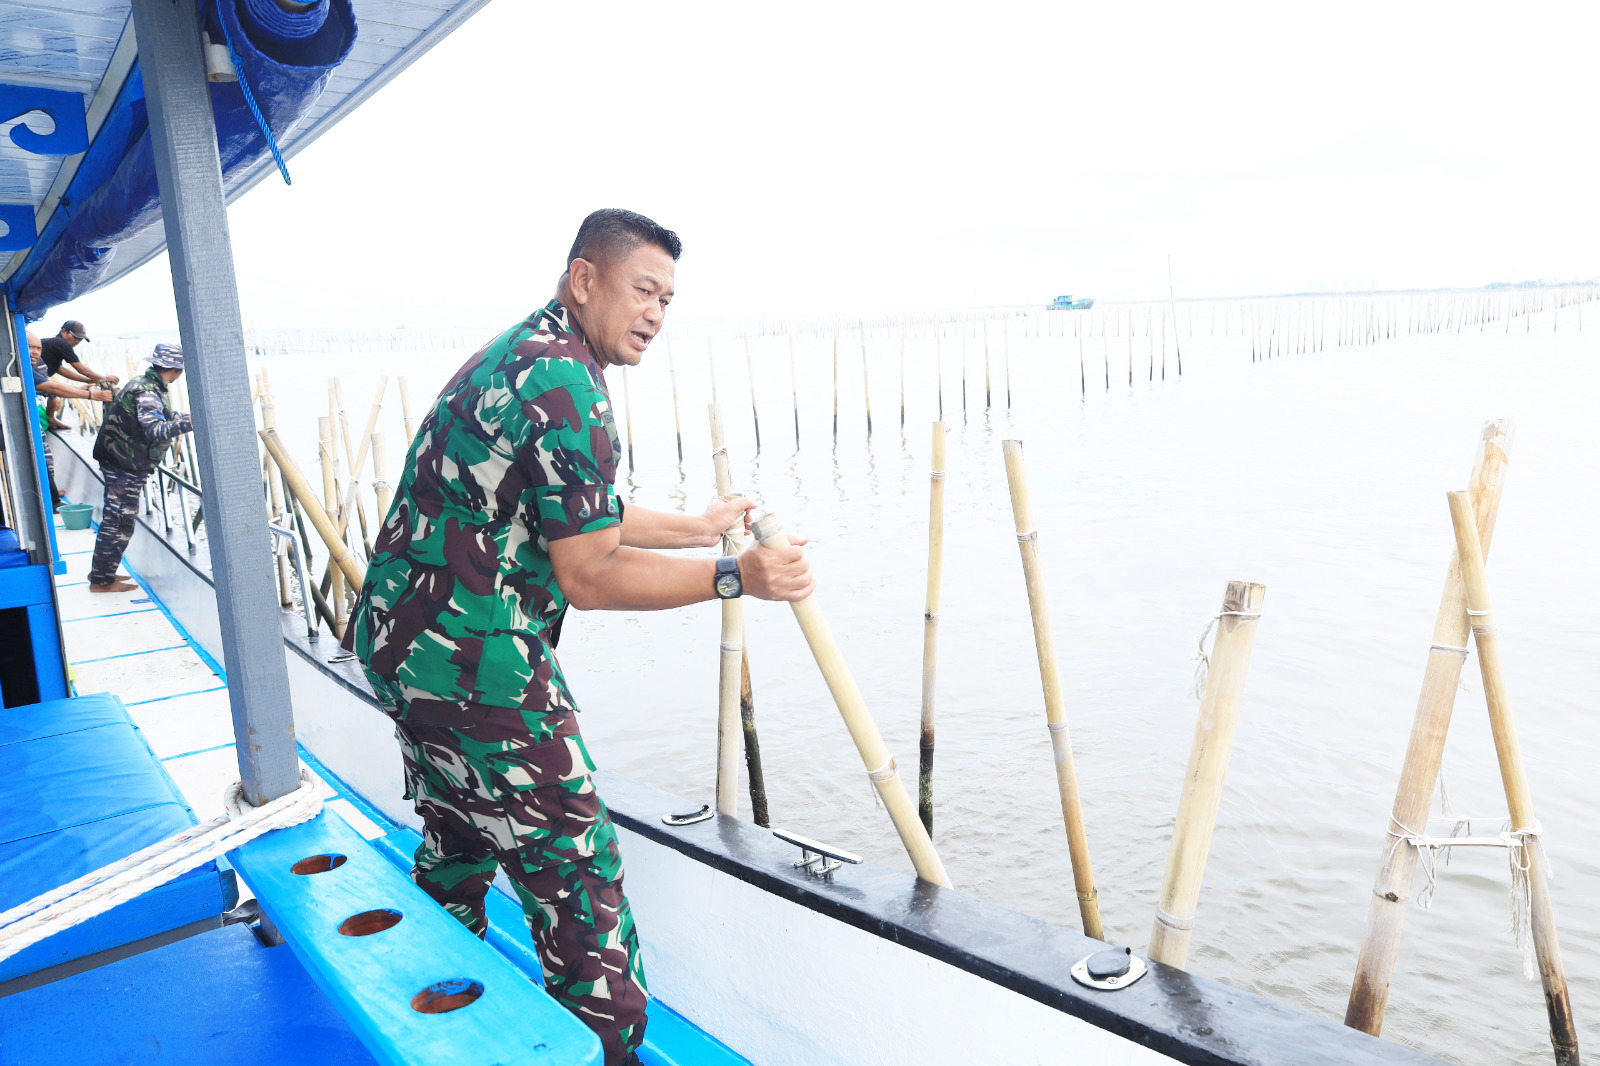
[0, 526, 25, 569]
[0, 922, 379, 1065]
[0, 692, 234, 982]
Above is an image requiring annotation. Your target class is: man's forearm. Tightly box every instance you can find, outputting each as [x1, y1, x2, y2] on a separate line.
[561, 545, 717, 610]
[619, 503, 717, 549]
[58, 364, 95, 384]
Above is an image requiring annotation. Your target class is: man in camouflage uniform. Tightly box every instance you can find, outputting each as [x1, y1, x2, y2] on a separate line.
[88, 344, 193, 593]
[346, 209, 812, 1065]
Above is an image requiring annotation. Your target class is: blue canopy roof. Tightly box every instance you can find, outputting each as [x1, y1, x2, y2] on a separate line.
[0, 0, 490, 318]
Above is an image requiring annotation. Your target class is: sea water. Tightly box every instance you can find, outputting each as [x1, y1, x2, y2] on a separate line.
[98, 292, 1600, 1065]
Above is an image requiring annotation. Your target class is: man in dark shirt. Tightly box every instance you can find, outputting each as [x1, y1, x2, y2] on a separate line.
[38, 321, 115, 430]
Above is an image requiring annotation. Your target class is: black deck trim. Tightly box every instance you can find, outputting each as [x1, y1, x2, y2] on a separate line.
[54, 435, 1442, 1066]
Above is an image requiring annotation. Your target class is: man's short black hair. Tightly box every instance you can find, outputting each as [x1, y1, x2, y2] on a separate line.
[566, 208, 681, 269]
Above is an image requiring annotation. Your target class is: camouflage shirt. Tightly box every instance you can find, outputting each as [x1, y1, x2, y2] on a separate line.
[350, 300, 623, 713]
[92, 367, 192, 475]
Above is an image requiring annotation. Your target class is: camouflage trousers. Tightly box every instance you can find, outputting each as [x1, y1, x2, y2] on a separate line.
[89, 466, 145, 585]
[388, 696, 648, 1065]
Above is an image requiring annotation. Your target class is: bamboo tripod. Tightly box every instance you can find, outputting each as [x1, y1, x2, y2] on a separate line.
[752, 514, 951, 887]
[1346, 422, 1511, 1031]
[1346, 422, 1577, 1065]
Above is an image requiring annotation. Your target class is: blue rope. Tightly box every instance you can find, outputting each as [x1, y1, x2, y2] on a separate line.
[214, 0, 291, 186]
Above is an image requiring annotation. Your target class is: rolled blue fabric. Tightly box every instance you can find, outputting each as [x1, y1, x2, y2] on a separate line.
[239, 0, 329, 47]
[15, 0, 356, 317]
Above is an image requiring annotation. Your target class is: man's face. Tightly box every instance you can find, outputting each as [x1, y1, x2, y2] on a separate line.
[27, 335, 40, 361]
[61, 330, 81, 348]
[571, 244, 675, 368]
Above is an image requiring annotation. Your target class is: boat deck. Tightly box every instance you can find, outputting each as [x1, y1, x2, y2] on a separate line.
[39, 499, 744, 1066]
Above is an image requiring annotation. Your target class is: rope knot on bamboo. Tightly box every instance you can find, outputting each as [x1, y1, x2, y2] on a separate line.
[1154, 906, 1194, 932]
[1192, 610, 1263, 697]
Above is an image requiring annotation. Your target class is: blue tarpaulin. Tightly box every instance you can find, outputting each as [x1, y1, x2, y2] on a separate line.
[13, 0, 356, 318]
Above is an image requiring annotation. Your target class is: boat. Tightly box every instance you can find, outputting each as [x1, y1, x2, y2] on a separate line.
[1048, 295, 1095, 310]
[0, 3, 1441, 1064]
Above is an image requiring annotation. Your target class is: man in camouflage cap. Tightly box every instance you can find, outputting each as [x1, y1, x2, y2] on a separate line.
[87, 343, 192, 593]
[346, 209, 812, 1065]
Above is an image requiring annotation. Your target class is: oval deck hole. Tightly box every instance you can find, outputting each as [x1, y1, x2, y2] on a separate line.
[339, 909, 403, 937]
[291, 853, 348, 875]
[411, 978, 484, 1014]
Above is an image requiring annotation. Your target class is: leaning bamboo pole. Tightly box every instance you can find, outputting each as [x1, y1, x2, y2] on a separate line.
[751, 513, 952, 887]
[1346, 420, 1514, 1035]
[710, 404, 744, 818]
[1148, 580, 1267, 970]
[331, 379, 374, 558]
[1447, 491, 1578, 1066]
[1001, 440, 1102, 938]
[320, 416, 347, 638]
[257, 428, 365, 591]
[918, 422, 946, 835]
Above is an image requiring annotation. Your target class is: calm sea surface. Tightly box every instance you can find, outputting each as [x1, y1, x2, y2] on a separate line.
[104, 292, 1599, 1065]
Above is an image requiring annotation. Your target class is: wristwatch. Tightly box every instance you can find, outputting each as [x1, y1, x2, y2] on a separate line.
[714, 555, 743, 599]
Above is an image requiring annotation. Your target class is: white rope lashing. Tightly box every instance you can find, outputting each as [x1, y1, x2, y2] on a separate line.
[0, 771, 324, 965]
[1191, 610, 1263, 698]
[1384, 813, 1546, 979]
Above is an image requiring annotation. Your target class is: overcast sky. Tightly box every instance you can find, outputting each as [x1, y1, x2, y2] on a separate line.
[54, 0, 1600, 333]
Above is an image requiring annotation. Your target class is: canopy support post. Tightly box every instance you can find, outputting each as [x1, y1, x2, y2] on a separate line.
[131, 0, 299, 804]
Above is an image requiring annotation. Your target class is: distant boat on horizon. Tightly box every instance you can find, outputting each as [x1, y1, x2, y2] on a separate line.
[1048, 294, 1094, 310]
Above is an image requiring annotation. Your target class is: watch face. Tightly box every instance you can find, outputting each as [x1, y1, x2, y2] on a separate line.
[715, 571, 740, 598]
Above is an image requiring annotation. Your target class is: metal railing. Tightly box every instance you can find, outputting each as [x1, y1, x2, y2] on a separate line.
[143, 462, 318, 643]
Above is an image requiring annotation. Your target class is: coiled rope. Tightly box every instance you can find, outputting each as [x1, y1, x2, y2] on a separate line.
[0, 770, 323, 964]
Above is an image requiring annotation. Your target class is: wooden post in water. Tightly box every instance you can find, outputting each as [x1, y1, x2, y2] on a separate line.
[709, 403, 744, 818]
[1448, 491, 1579, 1065]
[751, 513, 952, 887]
[1345, 420, 1514, 1036]
[896, 320, 908, 428]
[983, 319, 992, 409]
[788, 330, 800, 448]
[1003, 320, 1012, 410]
[398, 376, 415, 445]
[919, 422, 947, 835]
[1148, 580, 1267, 970]
[1001, 440, 1103, 938]
[831, 331, 839, 440]
[668, 341, 684, 463]
[744, 336, 761, 454]
[859, 323, 872, 436]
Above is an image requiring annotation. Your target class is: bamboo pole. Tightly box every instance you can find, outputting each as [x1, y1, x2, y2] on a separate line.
[1346, 420, 1514, 1035]
[919, 422, 947, 835]
[899, 322, 907, 429]
[320, 416, 347, 638]
[787, 331, 799, 449]
[1148, 580, 1267, 970]
[332, 379, 373, 558]
[258, 428, 365, 591]
[982, 319, 991, 409]
[744, 335, 761, 454]
[1001, 440, 1102, 937]
[398, 376, 416, 445]
[371, 432, 393, 525]
[751, 513, 951, 887]
[1447, 491, 1578, 1066]
[832, 331, 839, 439]
[860, 324, 872, 436]
[710, 404, 744, 818]
[739, 647, 769, 827]
[668, 342, 684, 463]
